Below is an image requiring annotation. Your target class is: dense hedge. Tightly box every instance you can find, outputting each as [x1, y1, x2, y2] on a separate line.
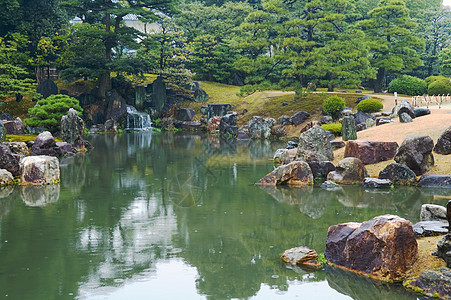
[25, 94, 83, 133]
[356, 98, 383, 113]
[321, 123, 342, 136]
[427, 77, 451, 95]
[323, 96, 345, 120]
[388, 75, 427, 96]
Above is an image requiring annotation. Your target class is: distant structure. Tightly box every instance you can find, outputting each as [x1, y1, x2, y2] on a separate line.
[70, 14, 159, 34]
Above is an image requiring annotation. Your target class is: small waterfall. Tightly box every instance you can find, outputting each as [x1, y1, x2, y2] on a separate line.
[125, 106, 152, 130]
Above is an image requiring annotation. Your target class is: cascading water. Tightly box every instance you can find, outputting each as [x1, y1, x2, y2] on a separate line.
[125, 106, 152, 130]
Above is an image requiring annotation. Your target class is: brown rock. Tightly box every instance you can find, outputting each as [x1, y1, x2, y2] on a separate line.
[326, 157, 368, 184]
[256, 161, 313, 186]
[208, 116, 221, 132]
[394, 135, 434, 176]
[281, 246, 318, 265]
[344, 140, 398, 165]
[324, 215, 418, 281]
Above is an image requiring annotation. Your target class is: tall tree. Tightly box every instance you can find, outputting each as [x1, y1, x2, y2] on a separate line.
[356, 0, 424, 92]
[61, 0, 176, 98]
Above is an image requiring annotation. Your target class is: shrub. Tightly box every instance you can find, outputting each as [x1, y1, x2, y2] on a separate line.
[25, 94, 83, 133]
[323, 96, 345, 119]
[321, 123, 342, 136]
[388, 75, 427, 96]
[427, 77, 451, 95]
[425, 75, 448, 85]
[357, 98, 383, 113]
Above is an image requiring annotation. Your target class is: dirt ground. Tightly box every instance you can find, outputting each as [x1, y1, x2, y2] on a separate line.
[332, 94, 451, 177]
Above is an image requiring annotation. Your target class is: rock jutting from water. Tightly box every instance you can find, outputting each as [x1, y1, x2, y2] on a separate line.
[20, 156, 60, 185]
[378, 163, 417, 185]
[0, 169, 13, 186]
[417, 174, 451, 188]
[61, 108, 86, 149]
[281, 246, 319, 268]
[326, 157, 368, 184]
[255, 161, 313, 186]
[0, 142, 20, 176]
[296, 125, 334, 162]
[324, 214, 418, 281]
[405, 268, 451, 299]
[248, 116, 275, 139]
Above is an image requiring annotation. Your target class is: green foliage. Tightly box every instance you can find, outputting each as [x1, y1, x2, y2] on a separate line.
[323, 96, 346, 119]
[321, 123, 342, 136]
[427, 77, 451, 95]
[439, 47, 451, 76]
[25, 94, 83, 133]
[425, 75, 447, 85]
[388, 75, 428, 96]
[357, 98, 383, 113]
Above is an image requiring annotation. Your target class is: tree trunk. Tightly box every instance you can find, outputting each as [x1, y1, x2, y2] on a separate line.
[374, 68, 386, 93]
[98, 11, 113, 99]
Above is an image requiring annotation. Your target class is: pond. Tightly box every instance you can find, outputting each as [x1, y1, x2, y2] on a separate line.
[0, 132, 446, 299]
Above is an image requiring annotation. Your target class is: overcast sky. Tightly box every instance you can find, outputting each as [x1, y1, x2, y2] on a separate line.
[444, 0, 451, 6]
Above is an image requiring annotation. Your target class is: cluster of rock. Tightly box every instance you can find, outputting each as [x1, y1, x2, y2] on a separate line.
[0, 109, 89, 186]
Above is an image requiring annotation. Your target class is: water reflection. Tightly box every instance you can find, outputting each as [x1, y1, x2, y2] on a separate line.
[0, 132, 447, 299]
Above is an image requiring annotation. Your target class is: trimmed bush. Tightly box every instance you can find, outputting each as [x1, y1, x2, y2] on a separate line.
[357, 98, 383, 113]
[321, 123, 342, 136]
[427, 77, 451, 95]
[25, 94, 83, 133]
[323, 96, 345, 120]
[425, 75, 448, 85]
[388, 75, 427, 96]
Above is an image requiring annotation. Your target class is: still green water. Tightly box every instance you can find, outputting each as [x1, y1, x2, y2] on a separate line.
[0, 132, 446, 299]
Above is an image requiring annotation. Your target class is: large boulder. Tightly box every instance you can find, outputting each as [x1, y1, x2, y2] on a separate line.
[152, 76, 167, 113]
[417, 174, 451, 188]
[289, 111, 310, 126]
[308, 161, 336, 181]
[413, 221, 448, 237]
[255, 161, 313, 186]
[341, 115, 357, 141]
[36, 79, 58, 99]
[324, 215, 418, 281]
[394, 135, 434, 176]
[202, 104, 231, 120]
[61, 108, 85, 149]
[437, 234, 451, 268]
[31, 131, 57, 156]
[3, 118, 25, 135]
[273, 148, 297, 166]
[327, 157, 368, 184]
[208, 116, 221, 132]
[134, 85, 146, 110]
[344, 140, 398, 165]
[362, 178, 392, 188]
[176, 108, 196, 121]
[0, 169, 13, 186]
[296, 126, 334, 162]
[414, 108, 430, 117]
[355, 95, 371, 104]
[248, 116, 274, 139]
[434, 126, 451, 155]
[405, 268, 451, 299]
[397, 100, 415, 119]
[378, 163, 417, 185]
[399, 112, 413, 123]
[19, 156, 60, 185]
[420, 204, 447, 222]
[106, 90, 127, 121]
[271, 125, 286, 138]
[354, 111, 374, 125]
[0, 142, 20, 176]
[219, 112, 238, 137]
[5, 142, 30, 156]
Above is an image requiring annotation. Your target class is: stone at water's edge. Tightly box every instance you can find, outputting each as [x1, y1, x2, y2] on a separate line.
[0, 142, 20, 176]
[420, 204, 447, 222]
[434, 126, 451, 155]
[61, 108, 85, 149]
[296, 126, 334, 162]
[0, 169, 13, 186]
[417, 174, 451, 188]
[219, 112, 238, 137]
[255, 161, 313, 186]
[327, 157, 368, 184]
[412, 221, 448, 237]
[281, 246, 318, 266]
[176, 108, 196, 122]
[0, 122, 5, 142]
[273, 148, 296, 166]
[5, 142, 29, 156]
[344, 140, 398, 165]
[152, 76, 167, 114]
[31, 131, 57, 156]
[248, 116, 275, 139]
[308, 161, 335, 181]
[20, 156, 60, 185]
[324, 215, 418, 281]
[405, 268, 451, 299]
[378, 163, 417, 185]
[105, 90, 127, 121]
[202, 104, 231, 120]
[394, 135, 434, 176]
[362, 178, 392, 188]
[341, 116, 357, 141]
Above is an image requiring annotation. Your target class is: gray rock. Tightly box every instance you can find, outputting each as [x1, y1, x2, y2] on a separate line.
[0, 122, 6, 142]
[55, 142, 74, 156]
[0, 169, 13, 186]
[414, 108, 431, 117]
[31, 131, 57, 156]
[271, 125, 286, 138]
[0, 113, 13, 121]
[296, 126, 334, 162]
[340, 109, 353, 117]
[355, 123, 366, 132]
[437, 234, 451, 267]
[394, 135, 434, 176]
[320, 115, 333, 124]
[255, 161, 313, 186]
[365, 118, 375, 128]
[279, 117, 291, 125]
[397, 100, 415, 119]
[327, 157, 368, 184]
[355, 96, 371, 104]
[378, 163, 417, 185]
[20, 155, 60, 185]
[417, 174, 451, 188]
[330, 140, 345, 150]
[413, 221, 448, 237]
[134, 86, 146, 110]
[0, 142, 20, 176]
[376, 117, 393, 126]
[36, 79, 58, 99]
[61, 108, 85, 149]
[5, 142, 29, 156]
[3, 118, 25, 135]
[321, 180, 339, 189]
[106, 90, 127, 121]
[289, 111, 310, 126]
[434, 126, 451, 155]
[152, 76, 167, 113]
[202, 104, 231, 119]
[420, 204, 447, 222]
[176, 108, 196, 121]
[248, 116, 274, 139]
[308, 161, 336, 180]
[219, 112, 238, 137]
[341, 116, 357, 141]
[362, 178, 392, 188]
[399, 112, 413, 123]
[355, 90, 362, 93]
[406, 267, 451, 299]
